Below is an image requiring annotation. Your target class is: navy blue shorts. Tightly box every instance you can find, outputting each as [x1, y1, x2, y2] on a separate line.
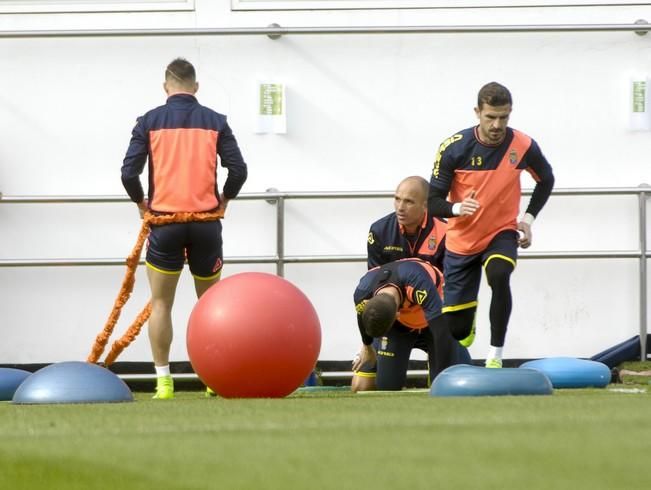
[356, 322, 471, 389]
[145, 220, 223, 280]
[442, 229, 518, 312]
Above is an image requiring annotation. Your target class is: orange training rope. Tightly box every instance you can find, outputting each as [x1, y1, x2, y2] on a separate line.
[87, 210, 223, 366]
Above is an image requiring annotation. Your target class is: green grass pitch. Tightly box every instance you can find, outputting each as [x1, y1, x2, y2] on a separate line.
[1, 384, 650, 490]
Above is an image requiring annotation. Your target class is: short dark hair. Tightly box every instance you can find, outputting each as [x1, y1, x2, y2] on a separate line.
[362, 294, 398, 338]
[165, 58, 196, 85]
[477, 82, 512, 109]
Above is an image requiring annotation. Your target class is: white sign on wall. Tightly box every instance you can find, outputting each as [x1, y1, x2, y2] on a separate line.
[629, 77, 651, 131]
[232, 0, 647, 10]
[0, 0, 195, 13]
[256, 82, 287, 134]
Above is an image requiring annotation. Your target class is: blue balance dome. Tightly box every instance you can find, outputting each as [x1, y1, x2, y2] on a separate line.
[520, 357, 611, 389]
[0, 368, 32, 401]
[12, 361, 133, 404]
[430, 364, 553, 397]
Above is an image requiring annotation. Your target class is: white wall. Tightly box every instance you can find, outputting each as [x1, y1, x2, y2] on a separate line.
[0, 0, 649, 364]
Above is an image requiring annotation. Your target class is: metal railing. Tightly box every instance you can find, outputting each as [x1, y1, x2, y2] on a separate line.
[1, 186, 649, 359]
[0, 21, 649, 39]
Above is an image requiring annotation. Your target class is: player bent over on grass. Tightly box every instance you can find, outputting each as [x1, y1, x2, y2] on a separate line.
[352, 258, 458, 391]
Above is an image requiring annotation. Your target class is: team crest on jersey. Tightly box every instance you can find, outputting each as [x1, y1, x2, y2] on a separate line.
[367, 232, 375, 245]
[355, 301, 366, 315]
[428, 236, 437, 250]
[381, 337, 388, 350]
[509, 149, 518, 164]
[415, 290, 428, 304]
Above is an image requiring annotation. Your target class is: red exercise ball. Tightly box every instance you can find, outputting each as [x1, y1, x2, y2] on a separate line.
[186, 272, 322, 398]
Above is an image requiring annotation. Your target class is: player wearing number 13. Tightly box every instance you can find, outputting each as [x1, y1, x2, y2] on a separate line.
[428, 82, 555, 368]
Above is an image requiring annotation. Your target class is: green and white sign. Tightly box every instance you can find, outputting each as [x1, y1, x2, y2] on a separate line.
[257, 82, 286, 133]
[259, 84, 284, 116]
[629, 77, 651, 131]
[632, 80, 646, 113]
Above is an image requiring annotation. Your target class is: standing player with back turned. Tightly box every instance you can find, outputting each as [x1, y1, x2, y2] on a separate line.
[121, 58, 248, 399]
